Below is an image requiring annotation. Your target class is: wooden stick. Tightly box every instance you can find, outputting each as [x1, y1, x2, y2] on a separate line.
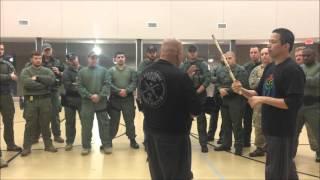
[211, 35, 236, 82]
[211, 34, 243, 95]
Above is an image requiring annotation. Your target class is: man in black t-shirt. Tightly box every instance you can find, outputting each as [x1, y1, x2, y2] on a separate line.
[232, 28, 305, 180]
[139, 39, 201, 180]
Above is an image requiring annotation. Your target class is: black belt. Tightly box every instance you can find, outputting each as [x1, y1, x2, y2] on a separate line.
[25, 94, 50, 101]
[303, 96, 320, 106]
[65, 93, 81, 98]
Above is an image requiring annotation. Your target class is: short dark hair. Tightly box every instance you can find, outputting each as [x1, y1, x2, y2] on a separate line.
[31, 51, 42, 57]
[114, 52, 126, 58]
[250, 46, 260, 51]
[272, 28, 295, 52]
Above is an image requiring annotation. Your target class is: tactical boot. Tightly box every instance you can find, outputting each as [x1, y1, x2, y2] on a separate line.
[249, 147, 265, 157]
[45, 145, 58, 153]
[130, 139, 140, 149]
[7, 144, 22, 152]
[21, 148, 31, 157]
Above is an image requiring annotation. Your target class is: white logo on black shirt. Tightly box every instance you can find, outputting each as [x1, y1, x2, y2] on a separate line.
[139, 70, 167, 109]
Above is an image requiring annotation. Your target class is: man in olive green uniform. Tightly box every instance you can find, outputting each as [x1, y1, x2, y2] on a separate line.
[214, 51, 248, 155]
[108, 52, 139, 149]
[248, 48, 272, 157]
[207, 61, 224, 143]
[242, 46, 261, 147]
[0, 43, 22, 152]
[137, 46, 158, 147]
[78, 51, 112, 155]
[32, 43, 65, 143]
[180, 45, 211, 153]
[20, 51, 58, 156]
[1, 43, 17, 96]
[137, 45, 158, 76]
[294, 48, 320, 162]
[62, 53, 82, 151]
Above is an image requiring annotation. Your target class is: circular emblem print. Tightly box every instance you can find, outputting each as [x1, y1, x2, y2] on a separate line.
[139, 70, 167, 109]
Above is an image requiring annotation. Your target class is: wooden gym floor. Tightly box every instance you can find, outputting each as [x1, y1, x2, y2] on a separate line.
[0, 102, 319, 180]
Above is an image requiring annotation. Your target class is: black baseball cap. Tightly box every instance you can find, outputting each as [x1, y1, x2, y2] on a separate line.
[146, 45, 157, 53]
[42, 43, 52, 51]
[188, 45, 198, 53]
[66, 53, 77, 61]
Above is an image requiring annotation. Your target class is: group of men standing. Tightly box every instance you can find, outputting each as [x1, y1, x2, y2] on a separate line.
[0, 43, 147, 160]
[177, 44, 270, 156]
[0, 29, 319, 180]
[139, 28, 317, 180]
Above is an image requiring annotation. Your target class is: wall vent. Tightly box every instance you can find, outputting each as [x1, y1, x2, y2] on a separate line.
[147, 22, 158, 28]
[218, 23, 227, 29]
[18, 19, 29, 25]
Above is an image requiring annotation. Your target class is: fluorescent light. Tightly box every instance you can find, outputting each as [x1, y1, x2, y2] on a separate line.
[93, 46, 102, 55]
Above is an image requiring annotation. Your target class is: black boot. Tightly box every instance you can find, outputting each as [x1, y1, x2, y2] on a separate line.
[130, 139, 139, 149]
[201, 145, 208, 153]
[21, 148, 31, 157]
[235, 148, 243, 156]
[249, 147, 265, 157]
[7, 144, 22, 152]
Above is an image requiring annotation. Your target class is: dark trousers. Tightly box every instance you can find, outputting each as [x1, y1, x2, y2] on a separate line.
[0, 94, 16, 147]
[220, 96, 245, 149]
[33, 91, 61, 139]
[50, 91, 62, 137]
[145, 132, 192, 180]
[80, 103, 112, 149]
[207, 107, 223, 141]
[65, 106, 81, 145]
[243, 103, 253, 144]
[265, 136, 298, 180]
[109, 95, 136, 139]
[23, 97, 53, 149]
[293, 103, 320, 157]
[196, 93, 207, 146]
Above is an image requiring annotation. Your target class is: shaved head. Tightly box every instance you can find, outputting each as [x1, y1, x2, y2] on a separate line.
[303, 48, 316, 66]
[160, 39, 183, 66]
[224, 51, 236, 66]
[225, 51, 236, 58]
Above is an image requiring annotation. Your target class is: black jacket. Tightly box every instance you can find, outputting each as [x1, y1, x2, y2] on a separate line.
[138, 60, 201, 135]
[62, 65, 82, 108]
[0, 58, 15, 94]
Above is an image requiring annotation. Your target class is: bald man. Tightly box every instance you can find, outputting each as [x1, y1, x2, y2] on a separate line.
[138, 39, 201, 180]
[294, 48, 320, 162]
[214, 51, 248, 155]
